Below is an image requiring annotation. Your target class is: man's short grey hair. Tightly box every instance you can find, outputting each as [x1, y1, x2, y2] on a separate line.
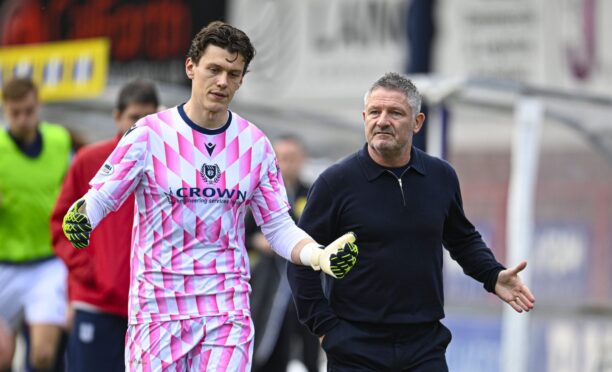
[363, 72, 422, 116]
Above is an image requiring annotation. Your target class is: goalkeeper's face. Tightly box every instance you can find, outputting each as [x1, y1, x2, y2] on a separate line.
[3, 91, 40, 138]
[186, 45, 245, 115]
[363, 88, 424, 161]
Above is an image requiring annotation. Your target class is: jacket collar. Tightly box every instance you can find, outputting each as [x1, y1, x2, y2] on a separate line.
[357, 143, 426, 181]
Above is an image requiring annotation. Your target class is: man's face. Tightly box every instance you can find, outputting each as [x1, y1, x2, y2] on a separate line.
[114, 102, 158, 134]
[185, 44, 245, 114]
[363, 88, 424, 159]
[3, 91, 40, 136]
[274, 139, 305, 184]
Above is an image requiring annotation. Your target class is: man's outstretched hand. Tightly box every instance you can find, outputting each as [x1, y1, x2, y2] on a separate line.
[495, 261, 535, 313]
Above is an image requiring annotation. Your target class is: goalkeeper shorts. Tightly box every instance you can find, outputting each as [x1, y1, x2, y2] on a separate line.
[0, 257, 67, 330]
[125, 313, 254, 372]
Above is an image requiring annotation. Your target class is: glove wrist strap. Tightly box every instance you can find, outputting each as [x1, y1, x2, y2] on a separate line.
[300, 242, 323, 270]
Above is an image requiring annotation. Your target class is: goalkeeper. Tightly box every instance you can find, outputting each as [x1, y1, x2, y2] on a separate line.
[62, 21, 357, 372]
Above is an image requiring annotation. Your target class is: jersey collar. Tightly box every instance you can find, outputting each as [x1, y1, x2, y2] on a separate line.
[358, 143, 426, 181]
[178, 103, 232, 135]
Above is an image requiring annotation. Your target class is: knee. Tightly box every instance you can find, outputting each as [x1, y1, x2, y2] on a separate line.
[29, 347, 57, 371]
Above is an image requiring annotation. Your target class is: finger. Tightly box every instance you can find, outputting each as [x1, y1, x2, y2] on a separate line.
[508, 299, 523, 313]
[517, 293, 534, 310]
[514, 296, 533, 312]
[520, 285, 536, 302]
[346, 242, 358, 255]
[334, 250, 356, 265]
[509, 260, 527, 275]
[67, 224, 88, 233]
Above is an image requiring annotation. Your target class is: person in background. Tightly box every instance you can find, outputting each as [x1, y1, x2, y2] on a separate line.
[0, 77, 72, 371]
[51, 80, 160, 372]
[248, 135, 320, 372]
[287, 72, 535, 371]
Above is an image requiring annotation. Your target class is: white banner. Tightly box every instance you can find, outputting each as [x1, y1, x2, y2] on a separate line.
[435, 0, 612, 96]
[229, 0, 409, 106]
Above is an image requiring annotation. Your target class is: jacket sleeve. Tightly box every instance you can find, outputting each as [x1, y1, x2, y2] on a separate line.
[286, 176, 340, 336]
[51, 154, 95, 286]
[442, 164, 505, 293]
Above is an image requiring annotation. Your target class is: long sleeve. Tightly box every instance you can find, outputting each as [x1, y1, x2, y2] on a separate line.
[442, 165, 505, 292]
[287, 176, 339, 336]
[249, 138, 291, 226]
[85, 124, 148, 228]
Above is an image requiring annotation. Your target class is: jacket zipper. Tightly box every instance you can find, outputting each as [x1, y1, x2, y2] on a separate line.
[386, 170, 408, 206]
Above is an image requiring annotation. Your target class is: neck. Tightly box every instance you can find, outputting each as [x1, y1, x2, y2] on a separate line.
[368, 145, 411, 168]
[184, 100, 228, 129]
[10, 127, 38, 145]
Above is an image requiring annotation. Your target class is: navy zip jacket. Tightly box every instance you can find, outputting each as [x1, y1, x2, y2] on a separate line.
[287, 144, 505, 336]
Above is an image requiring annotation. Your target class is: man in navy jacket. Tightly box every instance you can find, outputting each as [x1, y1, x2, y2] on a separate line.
[287, 72, 535, 371]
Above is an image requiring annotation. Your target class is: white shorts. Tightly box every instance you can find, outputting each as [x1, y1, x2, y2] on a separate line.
[0, 258, 67, 331]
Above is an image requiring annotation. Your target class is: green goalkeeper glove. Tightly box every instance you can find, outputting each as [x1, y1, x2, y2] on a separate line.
[306, 232, 359, 279]
[62, 199, 92, 249]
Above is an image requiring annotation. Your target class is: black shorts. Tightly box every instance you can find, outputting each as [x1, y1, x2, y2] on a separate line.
[322, 320, 452, 372]
[68, 309, 127, 372]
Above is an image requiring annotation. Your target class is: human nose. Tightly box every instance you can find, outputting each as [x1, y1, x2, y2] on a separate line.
[216, 72, 228, 87]
[375, 112, 391, 126]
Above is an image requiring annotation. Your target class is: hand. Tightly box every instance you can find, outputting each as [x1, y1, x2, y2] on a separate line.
[495, 261, 535, 313]
[62, 199, 92, 249]
[315, 232, 359, 279]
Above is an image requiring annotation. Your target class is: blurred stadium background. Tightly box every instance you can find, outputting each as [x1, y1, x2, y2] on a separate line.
[1, 0, 611, 371]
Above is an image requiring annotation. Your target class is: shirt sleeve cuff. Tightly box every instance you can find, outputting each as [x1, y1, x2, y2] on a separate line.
[483, 266, 505, 293]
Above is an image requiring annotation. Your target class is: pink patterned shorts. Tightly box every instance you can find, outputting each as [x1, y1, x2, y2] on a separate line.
[125, 314, 254, 372]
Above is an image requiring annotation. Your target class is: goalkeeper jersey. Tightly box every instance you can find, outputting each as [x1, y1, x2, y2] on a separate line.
[86, 105, 290, 324]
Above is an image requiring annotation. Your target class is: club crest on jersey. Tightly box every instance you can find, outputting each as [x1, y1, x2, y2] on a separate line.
[200, 163, 221, 184]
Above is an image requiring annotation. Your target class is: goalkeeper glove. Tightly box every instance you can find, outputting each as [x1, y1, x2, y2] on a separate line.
[302, 232, 359, 279]
[62, 199, 92, 249]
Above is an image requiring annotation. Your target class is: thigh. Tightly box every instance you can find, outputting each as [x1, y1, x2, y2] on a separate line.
[323, 321, 393, 372]
[398, 322, 451, 372]
[125, 321, 185, 372]
[24, 259, 68, 327]
[28, 323, 63, 369]
[69, 310, 126, 372]
[408, 356, 448, 372]
[125, 315, 254, 372]
[187, 314, 254, 372]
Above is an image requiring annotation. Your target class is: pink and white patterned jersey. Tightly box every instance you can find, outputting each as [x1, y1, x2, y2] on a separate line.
[88, 105, 290, 325]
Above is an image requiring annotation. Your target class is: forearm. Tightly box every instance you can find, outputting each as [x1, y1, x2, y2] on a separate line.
[260, 212, 314, 263]
[81, 188, 116, 229]
[262, 213, 358, 278]
[446, 238, 505, 292]
[287, 263, 340, 335]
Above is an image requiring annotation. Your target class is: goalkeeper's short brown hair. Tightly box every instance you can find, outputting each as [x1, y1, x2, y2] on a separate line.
[186, 21, 256, 77]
